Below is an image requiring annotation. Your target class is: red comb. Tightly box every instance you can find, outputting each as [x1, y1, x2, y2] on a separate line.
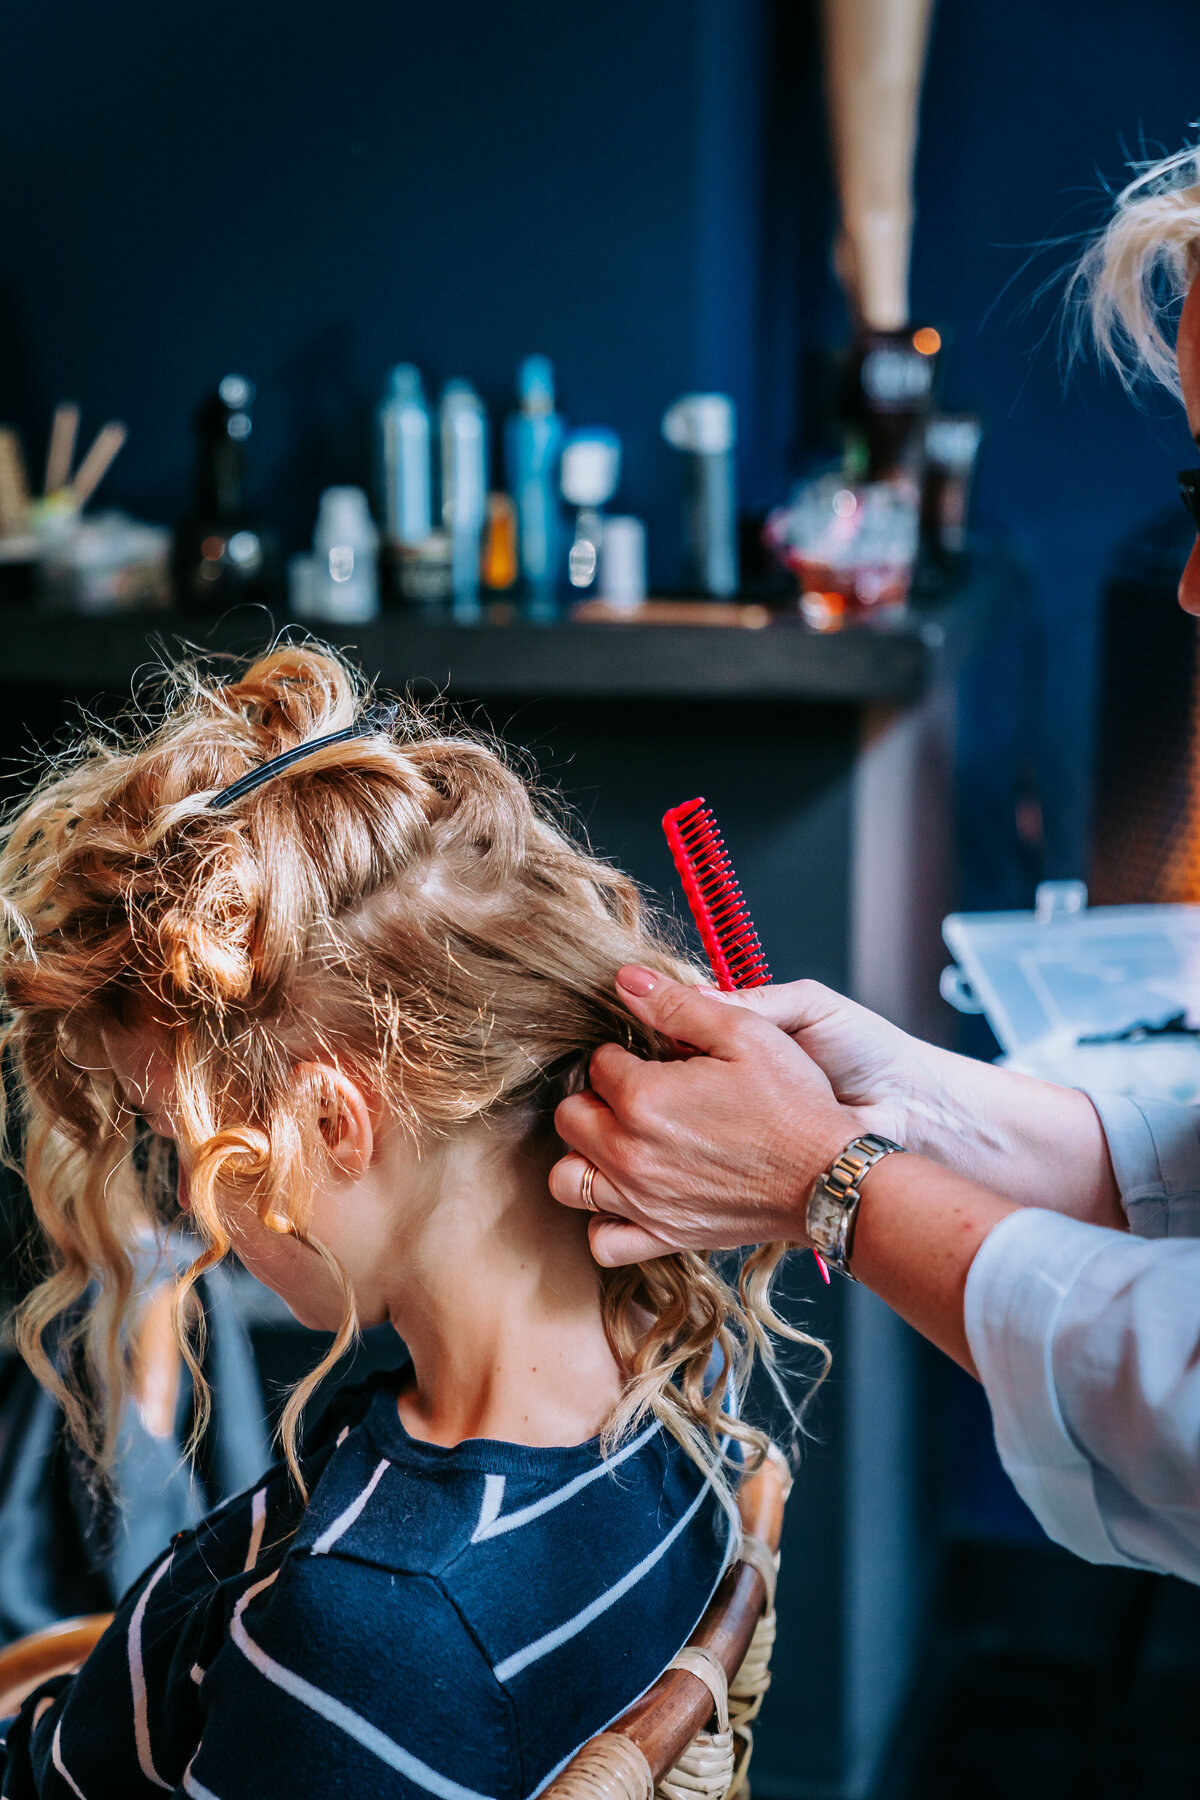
[662, 798, 770, 992]
[662, 795, 830, 1284]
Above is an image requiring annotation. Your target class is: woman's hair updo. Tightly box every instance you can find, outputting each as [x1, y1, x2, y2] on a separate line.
[0, 643, 823, 1489]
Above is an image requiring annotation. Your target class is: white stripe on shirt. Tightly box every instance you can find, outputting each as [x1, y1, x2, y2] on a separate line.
[182, 1756, 221, 1800]
[51, 1720, 87, 1800]
[243, 1487, 267, 1572]
[128, 1554, 174, 1791]
[528, 1505, 736, 1798]
[228, 1577, 496, 1800]
[472, 1475, 506, 1541]
[310, 1459, 389, 1555]
[493, 1472, 715, 1683]
[471, 1420, 662, 1544]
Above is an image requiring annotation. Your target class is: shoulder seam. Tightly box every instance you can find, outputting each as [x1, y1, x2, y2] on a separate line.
[301, 1543, 458, 1582]
[432, 1573, 524, 1796]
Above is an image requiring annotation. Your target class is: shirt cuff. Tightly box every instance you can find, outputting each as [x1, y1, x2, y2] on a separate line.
[964, 1207, 1139, 1567]
[1085, 1090, 1200, 1239]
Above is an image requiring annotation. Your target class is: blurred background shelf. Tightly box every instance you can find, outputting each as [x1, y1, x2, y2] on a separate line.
[0, 554, 1021, 709]
[0, 552, 1020, 706]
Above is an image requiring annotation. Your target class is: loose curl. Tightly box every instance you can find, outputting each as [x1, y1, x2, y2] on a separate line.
[0, 643, 826, 1498]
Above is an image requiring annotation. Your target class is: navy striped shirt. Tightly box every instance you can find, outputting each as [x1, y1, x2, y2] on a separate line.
[0, 1365, 734, 1798]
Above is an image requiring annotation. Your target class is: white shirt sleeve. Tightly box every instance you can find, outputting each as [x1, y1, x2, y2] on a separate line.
[964, 1093, 1200, 1586]
[1086, 1090, 1200, 1239]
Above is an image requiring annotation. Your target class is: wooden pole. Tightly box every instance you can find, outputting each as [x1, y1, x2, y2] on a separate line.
[820, 0, 935, 331]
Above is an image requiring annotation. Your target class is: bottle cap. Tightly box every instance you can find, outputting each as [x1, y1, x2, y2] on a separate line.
[440, 382, 487, 440]
[386, 364, 426, 404]
[661, 393, 736, 455]
[218, 374, 255, 410]
[315, 486, 377, 547]
[517, 355, 556, 416]
[560, 431, 621, 508]
[441, 379, 482, 409]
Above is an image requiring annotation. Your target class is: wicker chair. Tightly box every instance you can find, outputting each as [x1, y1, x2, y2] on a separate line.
[545, 1445, 790, 1799]
[0, 1450, 789, 1798]
[0, 1614, 113, 1716]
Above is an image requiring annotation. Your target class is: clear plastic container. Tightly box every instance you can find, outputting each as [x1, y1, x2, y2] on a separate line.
[942, 883, 1200, 1101]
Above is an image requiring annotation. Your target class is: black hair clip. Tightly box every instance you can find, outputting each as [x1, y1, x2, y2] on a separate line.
[209, 703, 399, 811]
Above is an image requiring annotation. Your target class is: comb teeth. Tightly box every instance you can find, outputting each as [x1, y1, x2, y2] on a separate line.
[662, 797, 771, 992]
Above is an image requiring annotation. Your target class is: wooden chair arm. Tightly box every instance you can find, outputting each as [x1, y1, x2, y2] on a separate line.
[0, 1614, 114, 1716]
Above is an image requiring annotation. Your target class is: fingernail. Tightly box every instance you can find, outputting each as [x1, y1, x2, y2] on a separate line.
[617, 964, 658, 997]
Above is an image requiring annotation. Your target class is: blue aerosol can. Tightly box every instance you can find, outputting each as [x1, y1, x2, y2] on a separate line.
[504, 354, 563, 600]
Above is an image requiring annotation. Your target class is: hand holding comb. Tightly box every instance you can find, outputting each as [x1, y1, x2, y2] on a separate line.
[662, 797, 830, 1282]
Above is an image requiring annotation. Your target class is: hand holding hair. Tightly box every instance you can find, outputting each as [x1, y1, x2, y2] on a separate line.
[550, 964, 867, 1269]
[551, 963, 1026, 1376]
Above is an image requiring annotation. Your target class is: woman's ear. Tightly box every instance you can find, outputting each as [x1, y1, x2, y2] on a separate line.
[295, 1063, 375, 1175]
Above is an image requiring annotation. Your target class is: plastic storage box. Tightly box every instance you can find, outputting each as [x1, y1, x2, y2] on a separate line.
[942, 882, 1200, 1101]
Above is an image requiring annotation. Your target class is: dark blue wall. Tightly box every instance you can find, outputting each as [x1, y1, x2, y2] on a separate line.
[3, 0, 1200, 872]
[0, 0, 779, 587]
[910, 0, 1200, 1544]
[913, 0, 1200, 888]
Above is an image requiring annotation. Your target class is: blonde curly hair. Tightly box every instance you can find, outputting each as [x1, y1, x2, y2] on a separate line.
[0, 643, 824, 1494]
[1071, 135, 1200, 395]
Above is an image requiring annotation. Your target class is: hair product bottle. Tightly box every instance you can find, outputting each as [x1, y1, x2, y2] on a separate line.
[597, 516, 647, 608]
[172, 375, 276, 612]
[504, 355, 563, 601]
[378, 364, 432, 553]
[661, 393, 738, 597]
[560, 430, 621, 592]
[439, 381, 488, 606]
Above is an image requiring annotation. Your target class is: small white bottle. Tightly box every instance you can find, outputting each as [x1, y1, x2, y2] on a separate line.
[310, 487, 380, 623]
[560, 430, 621, 590]
[597, 515, 647, 608]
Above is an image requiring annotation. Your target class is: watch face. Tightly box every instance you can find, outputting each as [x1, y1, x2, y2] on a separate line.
[807, 1139, 901, 1273]
[806, 1186, 845, 1258]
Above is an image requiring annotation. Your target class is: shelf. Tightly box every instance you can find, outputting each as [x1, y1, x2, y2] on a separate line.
[0, 552, 1024, 707]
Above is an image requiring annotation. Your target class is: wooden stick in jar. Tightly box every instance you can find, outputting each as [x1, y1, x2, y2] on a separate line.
[0, 428, 31, 537]
[820, 0, 934, 331]
[68, 422, 127, 508]
[43, 401, 80, 495]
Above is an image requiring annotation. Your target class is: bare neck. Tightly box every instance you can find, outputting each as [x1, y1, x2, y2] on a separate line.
[381, 1125, 622, 1449]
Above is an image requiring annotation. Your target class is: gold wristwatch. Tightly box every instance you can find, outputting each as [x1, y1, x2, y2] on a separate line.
[805, 1133, 905, 1279]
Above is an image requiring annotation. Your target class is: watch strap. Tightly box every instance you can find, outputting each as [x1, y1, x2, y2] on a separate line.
[805, 1132, 905, 1279]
